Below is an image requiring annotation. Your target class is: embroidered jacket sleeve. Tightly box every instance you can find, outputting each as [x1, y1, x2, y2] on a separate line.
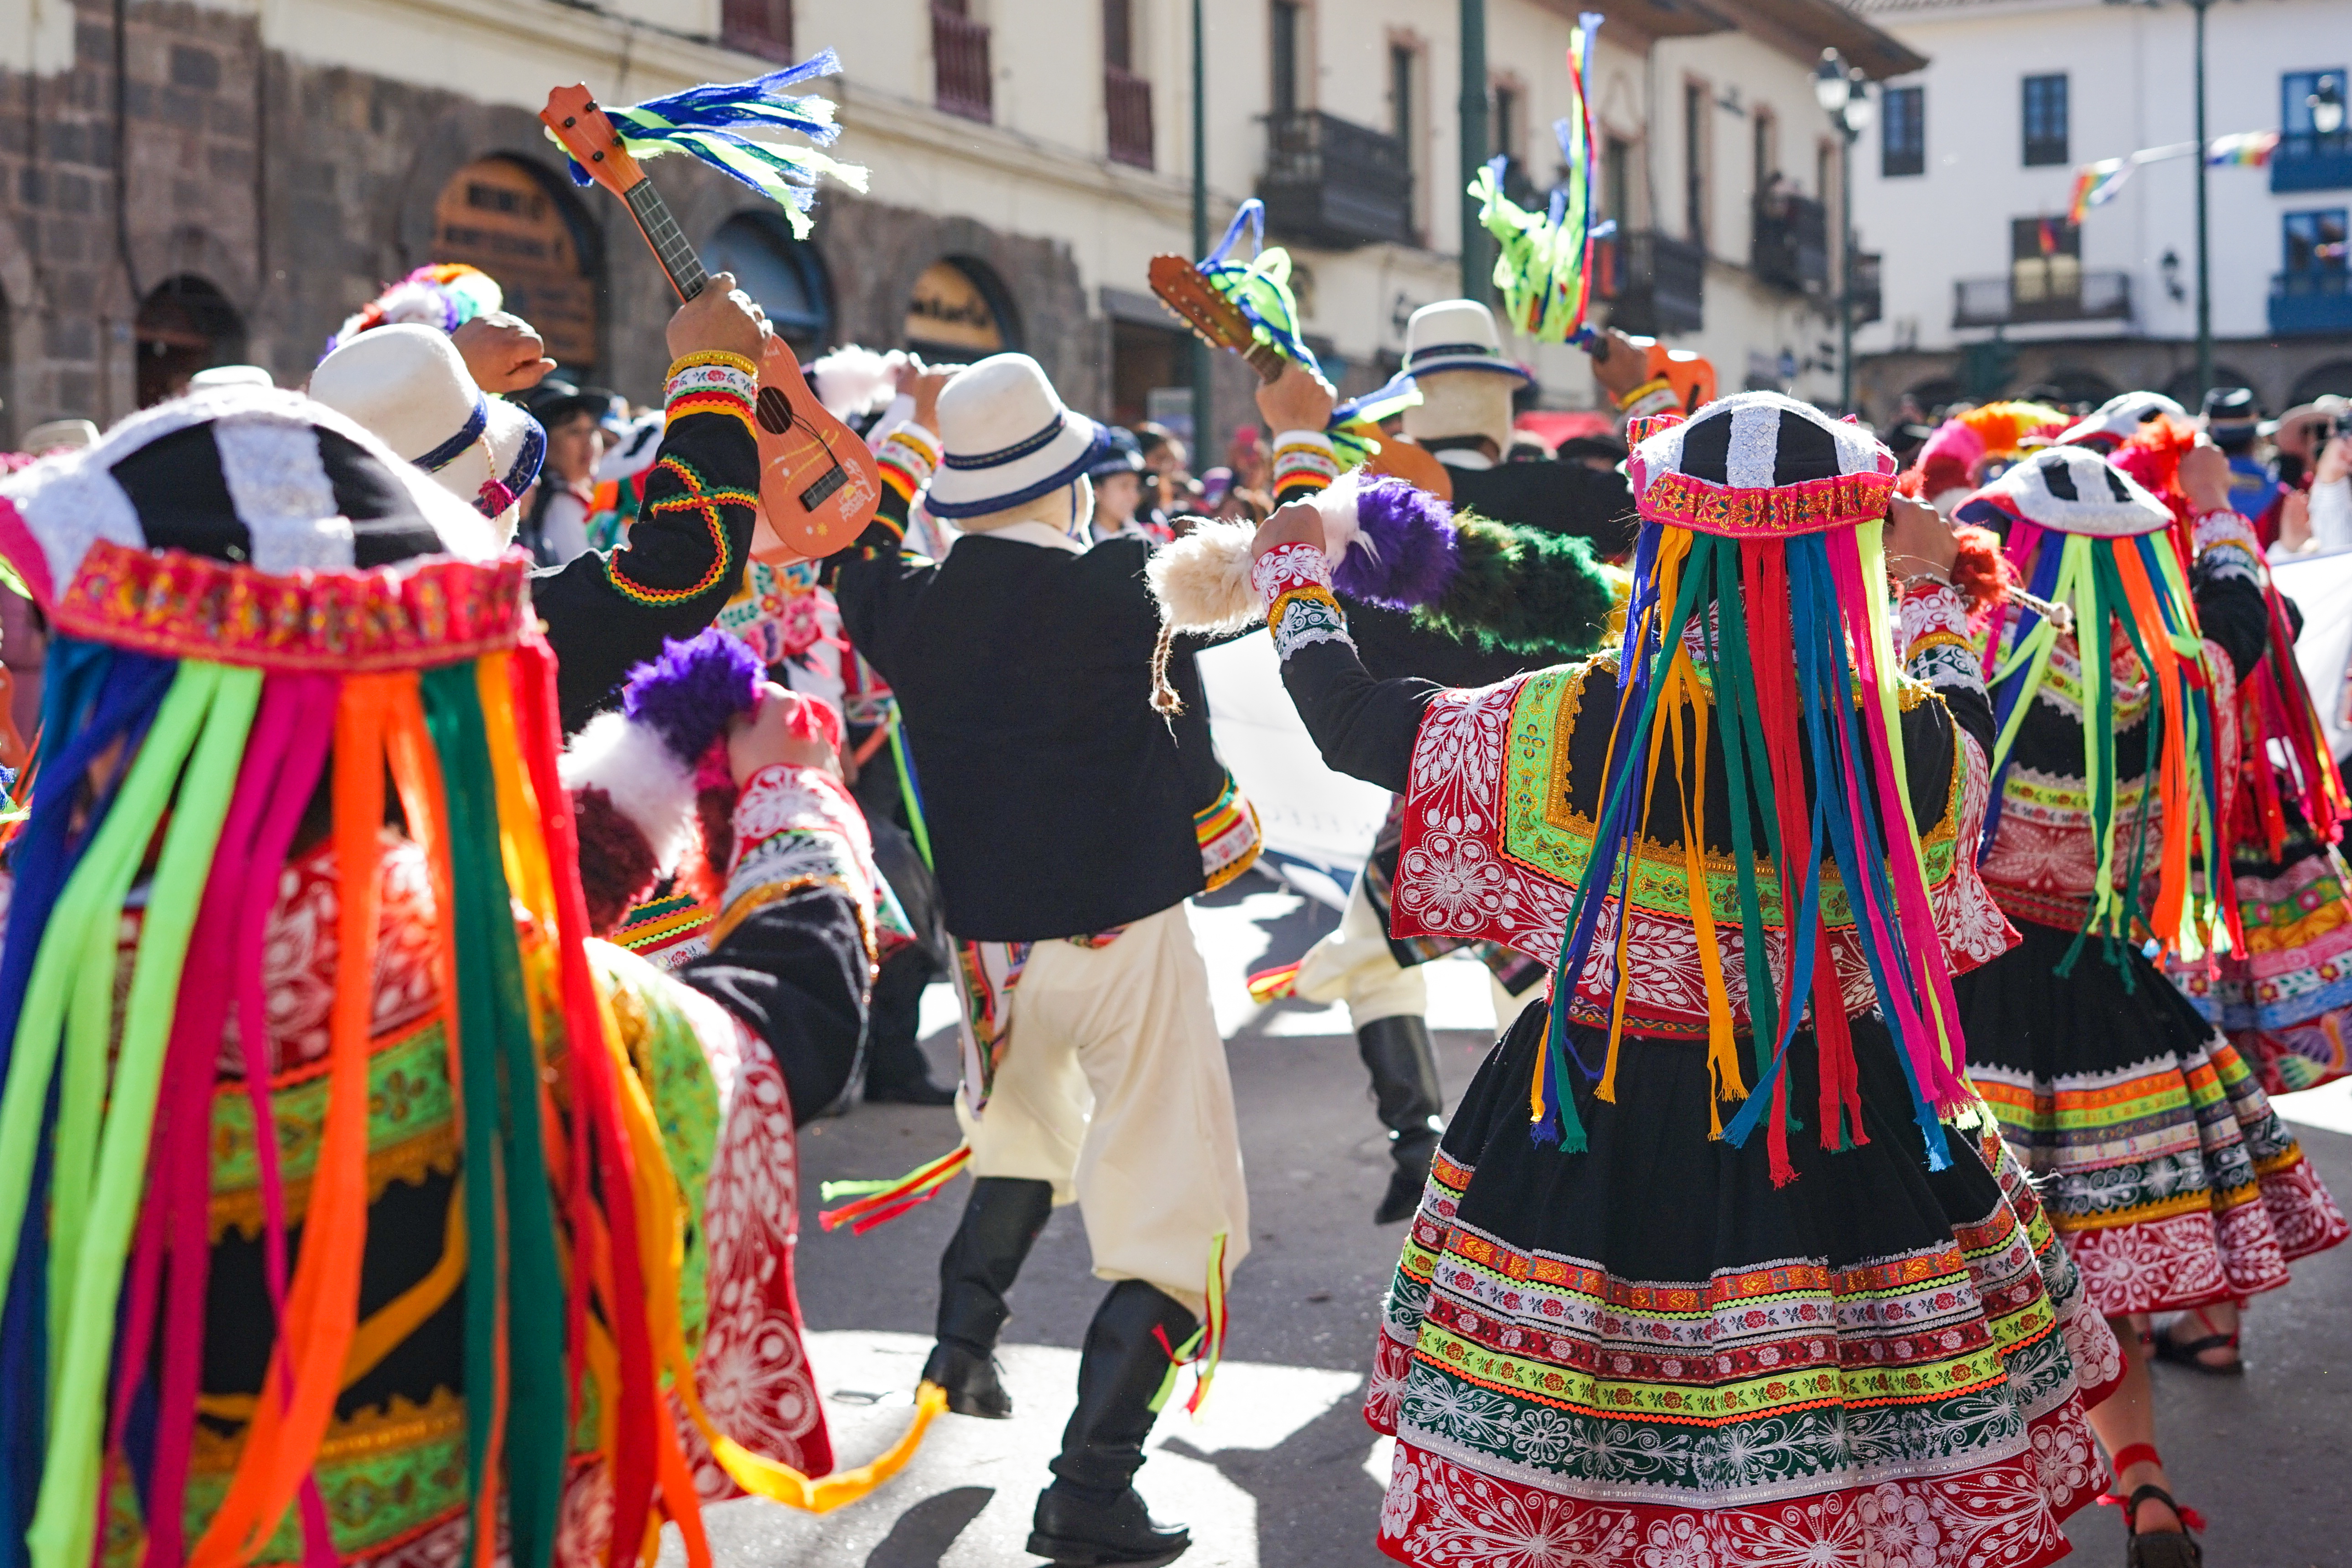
[1262, 542, 1437, 793]
[1892, 582, 1993, 836]
[826, 422, 943, 687]
[2187, 508, 2269, 681]
[678, 763, 880, 1124]
[532, 352, 759, 733]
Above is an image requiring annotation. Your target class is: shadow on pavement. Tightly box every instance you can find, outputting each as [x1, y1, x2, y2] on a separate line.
[862, 1485, 995, 1567]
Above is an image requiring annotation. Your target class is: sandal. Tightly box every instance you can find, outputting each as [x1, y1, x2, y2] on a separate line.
[2120, 1484, 2204, 1568]
[2151, 1307, 2243, 1376]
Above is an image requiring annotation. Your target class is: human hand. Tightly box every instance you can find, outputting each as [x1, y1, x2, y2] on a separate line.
[450, 312, 557, 392]
[1249, 498, 1324, 566]
[727, 681, 841, 787]
[1884, 492, 1959, 582]
[1255, 360, 1335, 435]
[2278, 488, 2314, 554]
[666, 272, 770, 364]
[904, 358, 959, 432]
[2177, 439, 2234, 515]
[1588, 328, 1651, 401]
[2318, 434, 2352, 487]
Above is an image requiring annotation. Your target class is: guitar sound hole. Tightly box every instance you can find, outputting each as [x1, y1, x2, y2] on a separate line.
[799, 465, 848, 511]
[755, 387, 793, 435]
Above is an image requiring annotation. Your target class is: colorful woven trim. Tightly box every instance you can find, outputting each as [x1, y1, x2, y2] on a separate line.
[610, 891, 716, 972]
[2191, 507, 2262, 578]
[1270, 430, 1339, 494]
[1194, 772, 1263, 892]
[602, 455, 749, 608]
[1898, 583, 1981, 694]
[877, 423, 942, 505]
[1635, 467, 1895, 538]
[664, 358, 757, 443]
[1612, 375, 1675, 415]
[666, 350, 759, 382]
[711, 764, 887, 960]
[52, 541, 532, 673]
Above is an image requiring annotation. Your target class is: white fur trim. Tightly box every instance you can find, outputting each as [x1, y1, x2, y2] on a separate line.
[1313, 470, 1365, 560]
[1147, 518, 1262, 633]
[559, 711, 699, 875]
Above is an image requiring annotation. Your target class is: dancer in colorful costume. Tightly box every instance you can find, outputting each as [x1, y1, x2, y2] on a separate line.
[1250, 389, 2120, 1568]
[825, 353, 1257, 1567]
[0, 386, 922, 1568]
[1949, 433, 2348, 1561]
[1249, 325, 1625, 1223]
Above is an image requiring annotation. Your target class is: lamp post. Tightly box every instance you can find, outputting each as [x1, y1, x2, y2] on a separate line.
[1461, 0, 1490, 300]
[2190, 0, 2212, 402]
[1815, 50, 1873, 415]
[1190, 0, 1210, 455]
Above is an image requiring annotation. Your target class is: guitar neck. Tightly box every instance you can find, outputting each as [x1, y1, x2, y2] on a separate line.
[623, 179, 709, 301]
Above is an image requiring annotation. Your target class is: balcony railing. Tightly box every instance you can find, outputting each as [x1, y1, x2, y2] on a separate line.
[1848, 251, 1883, 327]
[2270, 270, 2352, 336]
[933, 6, 992, 122]
[1952, 269, 2131, 328]
[2273, 131, 2352, 195]
[1751, 193, 1829, 295]
[1596, 229, 1706, 337]
[1106, 65, 1153, 168]
[1259, 110, 1415, 250]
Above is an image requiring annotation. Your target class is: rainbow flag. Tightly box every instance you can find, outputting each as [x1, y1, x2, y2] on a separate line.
[2066, 158, 2131, 224]
[2207, 130, 2280, 166]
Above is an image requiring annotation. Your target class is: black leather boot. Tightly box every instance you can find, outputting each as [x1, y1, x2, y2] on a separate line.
[1359, 1015, 1444, 1225]
[919, 1177, 1053, 1417]
[1027, 1280, 1197, 1566]
[862, 945, 956, 1105]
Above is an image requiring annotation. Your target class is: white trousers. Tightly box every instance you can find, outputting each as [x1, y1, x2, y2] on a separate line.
[954, 901, 1248, 1316]
[1292, 872, 1544, 1034]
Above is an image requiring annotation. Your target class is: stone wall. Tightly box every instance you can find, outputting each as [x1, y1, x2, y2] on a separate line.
[0, 0, 1116, 446]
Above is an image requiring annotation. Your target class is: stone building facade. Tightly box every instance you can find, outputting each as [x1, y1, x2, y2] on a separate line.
[0, 0, 1111, 445]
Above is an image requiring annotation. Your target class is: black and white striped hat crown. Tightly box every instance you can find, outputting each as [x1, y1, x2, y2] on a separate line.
[1954, 444, 2172, 538]
[0, 385, 499, 607]
[1629, 390, 1895, 537]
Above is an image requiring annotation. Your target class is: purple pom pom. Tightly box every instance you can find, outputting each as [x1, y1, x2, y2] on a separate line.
[619, 629, 764, 766]
[1329, 477, 1460, 609]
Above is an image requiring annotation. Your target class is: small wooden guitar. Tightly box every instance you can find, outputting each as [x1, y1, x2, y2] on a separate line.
[541, 85, 880, 564]
[1147, 254, 1451, 501]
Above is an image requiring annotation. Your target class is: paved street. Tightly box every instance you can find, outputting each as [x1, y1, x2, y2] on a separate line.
[686, 874, 2352, 1568]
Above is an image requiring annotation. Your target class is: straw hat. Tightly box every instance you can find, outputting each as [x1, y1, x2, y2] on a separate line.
[309, 323, 546, 538]
[1398, 300, 1533, 383]
[20, 419, 98, 454]
[923, 353, 1110, 520]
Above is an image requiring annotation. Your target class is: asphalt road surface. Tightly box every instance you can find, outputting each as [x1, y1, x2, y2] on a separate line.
[675, 874, 2352, 1568]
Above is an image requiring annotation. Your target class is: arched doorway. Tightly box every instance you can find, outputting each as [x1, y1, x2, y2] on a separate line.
[903, 257, 1018, 361]
[135, 275, 246, 407]
[2288, 360, 2352, 406]
[706, 212, 832, 347]
[431, 156, 601, 375]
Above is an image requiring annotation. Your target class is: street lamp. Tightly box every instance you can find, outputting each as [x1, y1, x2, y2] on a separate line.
[1817, 50, 1872, 415]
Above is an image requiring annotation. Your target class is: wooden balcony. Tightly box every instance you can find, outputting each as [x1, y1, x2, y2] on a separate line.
[1751, 192, 1829, 296]
[1259, 110, 1415, 250]
[1598, 229, 1706, 336]
[1952, 269, 2130, 328]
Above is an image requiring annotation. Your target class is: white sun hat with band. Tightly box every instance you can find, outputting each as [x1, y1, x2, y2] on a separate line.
[309, 323, 546, 538]
[924, 353, 1113, 520]
[1399, 299, 1534, 384]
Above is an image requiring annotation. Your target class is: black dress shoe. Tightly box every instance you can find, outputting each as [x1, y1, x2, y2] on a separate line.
[920, 1339, 1013, 1419]
[1026, 1483, 1189, 1566]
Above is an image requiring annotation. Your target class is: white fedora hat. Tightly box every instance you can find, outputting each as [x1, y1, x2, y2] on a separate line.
[1402, 299, 1533, 384]
[924, 353, 1111, 520]
[309, 323, 545, 535]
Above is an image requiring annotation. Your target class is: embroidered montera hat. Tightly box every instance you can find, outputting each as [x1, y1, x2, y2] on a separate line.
[1627, 389, 1896, 535]
[1954, 443, 2174, 538]
[0, 384, 698, 1568]
[2056, 389, 2187, 450]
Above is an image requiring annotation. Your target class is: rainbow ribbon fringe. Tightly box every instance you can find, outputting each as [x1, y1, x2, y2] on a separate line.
[1473, 14, 1605, 343]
